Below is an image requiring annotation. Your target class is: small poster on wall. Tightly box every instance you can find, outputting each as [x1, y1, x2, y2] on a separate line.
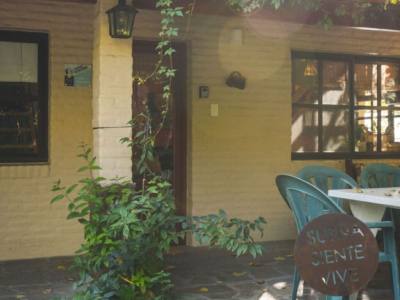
[64, 64, 92, 87]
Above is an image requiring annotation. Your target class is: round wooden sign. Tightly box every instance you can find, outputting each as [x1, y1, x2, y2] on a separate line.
[294, 213, 379, 296]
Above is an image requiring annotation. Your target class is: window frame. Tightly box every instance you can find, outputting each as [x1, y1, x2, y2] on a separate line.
[0, 30, 49, 163]
[292, 51, 400, 160]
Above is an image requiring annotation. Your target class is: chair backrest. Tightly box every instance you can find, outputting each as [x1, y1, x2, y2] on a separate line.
[297, 165, 357, 207]
[276, 174, 345, 232]
[360, 163, 400, 188]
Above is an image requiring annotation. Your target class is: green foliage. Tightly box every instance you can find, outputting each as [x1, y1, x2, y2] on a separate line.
[126, 0, 186, 179]
[192, 210, 266, 258]
[227, 0, 400, 29]
[51, 147, 266, 299]
[226, 0, 266, 14]
[52, 146, 181, 299]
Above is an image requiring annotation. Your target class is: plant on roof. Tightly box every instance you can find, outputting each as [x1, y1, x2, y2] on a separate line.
[226, 0, 400, 28]
[226, 0, 267, 14]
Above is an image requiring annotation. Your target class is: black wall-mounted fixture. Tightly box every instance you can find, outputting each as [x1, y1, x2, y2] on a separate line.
[226, 71, 246, 90]
[107, 0, 138, 39]
[199, 86, 210, 99]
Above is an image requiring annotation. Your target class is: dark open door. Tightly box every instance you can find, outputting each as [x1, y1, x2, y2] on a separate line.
[132, 40, 187, 217]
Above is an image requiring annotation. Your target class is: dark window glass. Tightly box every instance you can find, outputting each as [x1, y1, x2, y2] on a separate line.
[354, 64, 378, 107]
[322, 109, 349, 152]
[322, 61, 349, 105]
[354, 109, 378, 152]
[0, 31, 48, 163]
[292, 59, 318, 104]
[292, 52, 400, 159]
[381, 64, 400, 107]
[291, 107, 319, 153]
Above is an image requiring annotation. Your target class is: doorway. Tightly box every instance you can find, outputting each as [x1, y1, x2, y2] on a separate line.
[132, 40, 187, 217]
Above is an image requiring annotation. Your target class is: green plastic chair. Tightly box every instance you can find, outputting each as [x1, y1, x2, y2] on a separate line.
[297, 165, 357, 207]
[297, 164, 400, 300]
[276, 174, 347, 300]
[360, 163, 400, 188]
[360, 163, 400, 300]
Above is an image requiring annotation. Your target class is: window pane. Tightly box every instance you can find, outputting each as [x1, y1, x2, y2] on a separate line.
[322, 109, 349, 152]
[0, 110, 35, 146]
[293, 59, 318, 104]
[381, 109, 400, 152]
[354, 64, 378, 107]
[381, 64, 400, 107]
[322, 61, 349, 105]
[292, 107, 319, 153]
[355, 109, 378, 152]
[0, 31, 47, 162]
[0, 41, 38, 83]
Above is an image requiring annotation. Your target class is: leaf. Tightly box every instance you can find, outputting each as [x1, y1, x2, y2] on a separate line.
[67, 212, 81, 219]
[249, 246, 257, 259]
[50, 194, 64, 204]
[78, 166, 89, 172]
[42, 288, 52, 294]
[249, 261, 261, 267]
[78, 218, 88, 224]
[123, 225, 130, 239]
[274, 256, 286, 262]
[232, 271, 247, 277]
[66, 184, 78, 195]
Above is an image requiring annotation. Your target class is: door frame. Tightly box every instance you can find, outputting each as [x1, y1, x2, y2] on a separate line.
[132, 39, 188, 217]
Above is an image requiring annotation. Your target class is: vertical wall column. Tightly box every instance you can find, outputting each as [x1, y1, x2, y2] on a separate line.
[92, 0, 132, 180]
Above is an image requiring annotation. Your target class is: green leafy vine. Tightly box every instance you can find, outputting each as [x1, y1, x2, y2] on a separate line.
[124, 0, 186, 179]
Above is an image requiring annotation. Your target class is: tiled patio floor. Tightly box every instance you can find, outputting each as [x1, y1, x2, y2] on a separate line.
[169, 241, 393, 300]
[0, 241, 394, 300]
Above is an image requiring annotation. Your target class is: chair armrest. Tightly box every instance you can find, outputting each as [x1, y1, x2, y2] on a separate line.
[365, 221, 394, 229]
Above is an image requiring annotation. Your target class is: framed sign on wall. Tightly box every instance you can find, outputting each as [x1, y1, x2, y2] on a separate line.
[64, 64, 92, 87]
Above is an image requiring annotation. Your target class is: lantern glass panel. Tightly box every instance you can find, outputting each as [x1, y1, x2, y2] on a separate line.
[116, 10, 132, 37]
[108, 13, 116, 37]
[107, 1, 137, 39]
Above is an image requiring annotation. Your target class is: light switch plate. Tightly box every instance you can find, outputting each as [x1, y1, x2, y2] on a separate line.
[211, 104, 219, 117]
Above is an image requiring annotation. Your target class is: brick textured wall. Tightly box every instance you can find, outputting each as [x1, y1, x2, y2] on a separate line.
[92, 0, 132, 180]
[2, 3, 400, 260]
[134, 11, 400, 242]
[0, 0, 94, 260]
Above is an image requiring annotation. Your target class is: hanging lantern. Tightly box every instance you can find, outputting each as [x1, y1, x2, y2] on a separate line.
[107, 0, 138, 39]
[304, 61, 318, 77]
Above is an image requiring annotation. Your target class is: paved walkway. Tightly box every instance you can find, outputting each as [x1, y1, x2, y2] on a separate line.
[0, 241, 394, 300]
[169, 241, 393, 300]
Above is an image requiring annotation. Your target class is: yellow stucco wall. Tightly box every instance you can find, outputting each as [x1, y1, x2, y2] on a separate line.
[0, 0, 94, 260]
[2, 2, 400, 260]
[135, 11, 400, 242]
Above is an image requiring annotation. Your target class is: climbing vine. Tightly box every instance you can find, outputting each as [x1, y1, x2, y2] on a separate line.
[125, 0, 186, 179]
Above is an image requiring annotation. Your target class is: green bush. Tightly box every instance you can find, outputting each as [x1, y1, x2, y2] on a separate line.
[51, 146, 266, 299]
